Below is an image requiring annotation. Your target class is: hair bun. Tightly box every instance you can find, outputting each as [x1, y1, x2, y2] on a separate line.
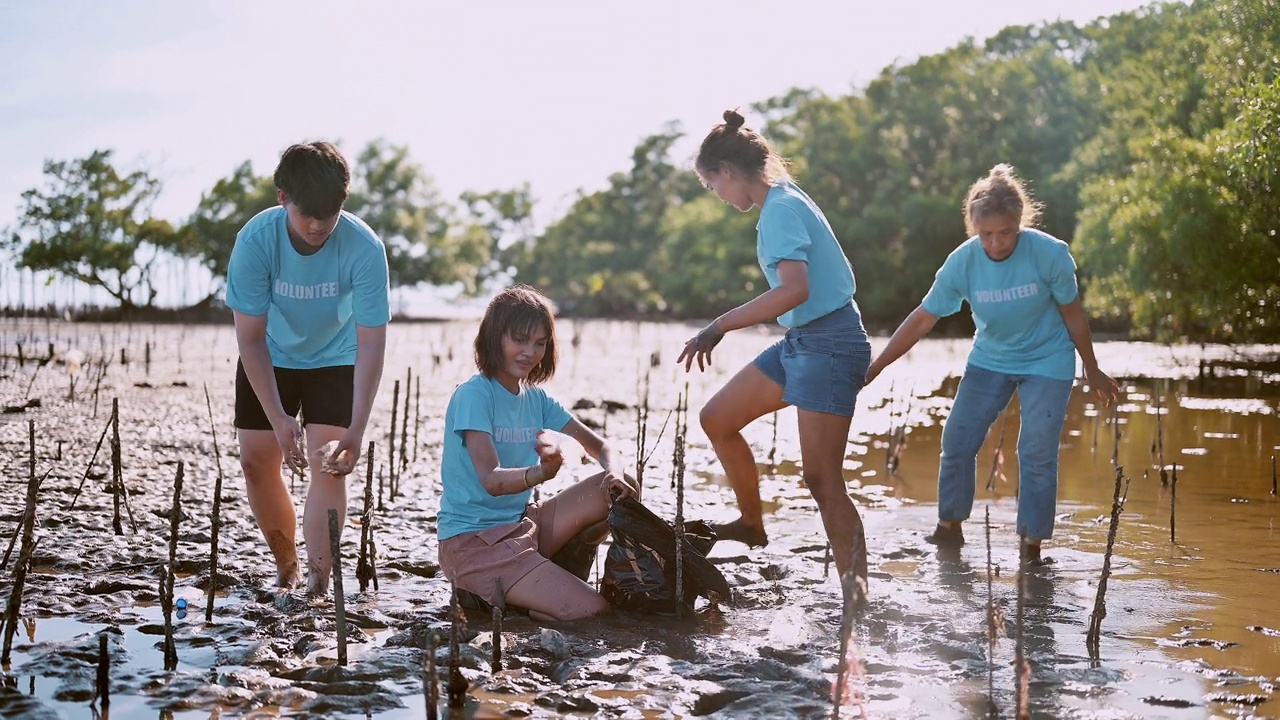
[722, 109, 746, 132]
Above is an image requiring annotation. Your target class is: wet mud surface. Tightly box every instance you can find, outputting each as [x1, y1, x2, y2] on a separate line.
[0, 319, 1277, 718]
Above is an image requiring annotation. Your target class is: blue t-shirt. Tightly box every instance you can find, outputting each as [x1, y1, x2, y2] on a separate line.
[756, 182, 857, 328]
[921, 228, 1079, 380]
[438, 374, 574, 541]
[224, 206, 391, 369]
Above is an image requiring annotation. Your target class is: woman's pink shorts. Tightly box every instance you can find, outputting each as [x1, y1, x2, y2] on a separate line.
[437, 502, 560, 607]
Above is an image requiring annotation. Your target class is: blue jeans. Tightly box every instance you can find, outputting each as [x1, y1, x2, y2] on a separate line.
[938, 365, 1073, 541]
[753, 302, 871, 417]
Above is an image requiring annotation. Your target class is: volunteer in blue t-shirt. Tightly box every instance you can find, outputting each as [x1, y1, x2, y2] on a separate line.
[438, 285, 638, 622]
[865, 164, 1120, 565]
[224, 141, 390, 595]
[678, 109, 873, 611]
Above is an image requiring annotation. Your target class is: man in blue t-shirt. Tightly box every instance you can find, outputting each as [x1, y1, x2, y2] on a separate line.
[223, 141, 390, 595]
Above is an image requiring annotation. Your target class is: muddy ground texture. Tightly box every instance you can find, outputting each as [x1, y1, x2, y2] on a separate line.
[0, 324, 1276, 718]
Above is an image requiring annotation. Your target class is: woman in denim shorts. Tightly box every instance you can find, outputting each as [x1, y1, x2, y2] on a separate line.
[864, 165, 1119, 566]
[679, 109, 873, 608]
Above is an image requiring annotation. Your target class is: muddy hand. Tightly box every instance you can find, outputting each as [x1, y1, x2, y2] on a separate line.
[535, 431, 564, 480]
[601, 470, 636, 502]
[275, 417, 307, 473]
[677, 323, 724, 373]
[316, 438, 358, 476]
[1087, 367, 1121, 406]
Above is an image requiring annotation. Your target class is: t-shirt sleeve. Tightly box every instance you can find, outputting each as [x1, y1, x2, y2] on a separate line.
[921, 248, 967, 318]
[224, 228, 272, 316]
[352, 237, 391, 328]
[539, 390, 573, 431]
[1044, 241, 1080, 305]
[759, 205, 812, 267]
[451, 382, 494, 442]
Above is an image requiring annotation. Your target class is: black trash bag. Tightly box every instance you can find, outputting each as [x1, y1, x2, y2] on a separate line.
[600, 497, 731, 614]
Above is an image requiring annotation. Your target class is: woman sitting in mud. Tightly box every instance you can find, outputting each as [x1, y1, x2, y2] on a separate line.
[437, 285, 639, 621]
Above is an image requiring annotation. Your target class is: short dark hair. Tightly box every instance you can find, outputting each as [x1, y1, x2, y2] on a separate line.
[273, 141, 350, 218]
[474, 285, 558, 384]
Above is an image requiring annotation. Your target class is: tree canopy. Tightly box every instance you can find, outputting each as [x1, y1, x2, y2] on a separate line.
[5, 150, 179, 308]
[5, 0, 1276, 340]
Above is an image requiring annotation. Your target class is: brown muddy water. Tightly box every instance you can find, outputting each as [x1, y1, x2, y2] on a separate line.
[0, 318, 1277, 719]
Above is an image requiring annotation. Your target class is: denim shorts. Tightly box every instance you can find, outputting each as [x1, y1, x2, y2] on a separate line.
[753, 302, 872, 417]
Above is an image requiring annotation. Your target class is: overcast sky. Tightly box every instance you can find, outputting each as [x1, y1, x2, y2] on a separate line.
[1, 0, 1170, 235]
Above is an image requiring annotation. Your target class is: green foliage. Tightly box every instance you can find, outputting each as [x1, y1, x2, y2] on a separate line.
[346, 139, 453, 289]
[5, 149, 178, 308]
[1071, 0, 1280, 340]
[501, 0, 1278, 341]
[181, 160, 276, 295]
[8, 0, 1276, 336]
[515, 124, 703, 316]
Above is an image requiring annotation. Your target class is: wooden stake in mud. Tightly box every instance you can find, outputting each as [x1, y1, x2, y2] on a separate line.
[983, 507, 1003, 707]
[1170, 462, 1178, 544]
[1087, 465, 1131, 657]
[1014, 541, 1030, 720]
[1111, 401, 1121, 469]
[388, 380, 400, 499]
[328, 508, 348, 666]
[162, 461, 184, 671]
[96, 632, 110, 710]
[401, 368, 411, 474]
[377, 465, 386, 512]
[414, 376, 421, 463]
[1, 422, 41, 666]
[490, 605, 503, 672]
[447, 582, 467, 708]
[111, 399, 123, 535]
[984, 508, 999, 715]
[1091, 404, 1101, 455]
[1154, 386, 1168, 485]
[109, 399, 139, 534]
[768, 410, 778, 478]
[1271, 455, 1276, 496]
[91, 355, 110, 419]
[424, 632, 439, 720]
[203, 384, 226, 623]
[671, 386, 689, 618]
[986, 409, 1009, 492]
[357, 442, 376, 593]
[635, 366, 650, 487]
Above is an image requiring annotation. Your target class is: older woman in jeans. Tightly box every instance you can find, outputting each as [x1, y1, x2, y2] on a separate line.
[865, 164, 1120, 565]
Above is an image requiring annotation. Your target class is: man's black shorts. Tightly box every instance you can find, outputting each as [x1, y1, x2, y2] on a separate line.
[234, 361, 354, 430]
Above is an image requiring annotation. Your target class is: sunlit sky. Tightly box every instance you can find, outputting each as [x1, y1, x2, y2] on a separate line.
[1, 0, 1166, 307]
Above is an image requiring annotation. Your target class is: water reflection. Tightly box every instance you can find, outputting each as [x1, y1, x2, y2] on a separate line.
[0, 319, 1277, 718]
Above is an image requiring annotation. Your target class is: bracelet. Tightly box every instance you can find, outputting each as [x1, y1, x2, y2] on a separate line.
[523, 465, 534, 488]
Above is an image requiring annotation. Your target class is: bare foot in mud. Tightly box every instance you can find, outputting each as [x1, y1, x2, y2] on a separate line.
[305, 560, 330, 598]
[305, 574, 330, 598]
[276, 562, 300, 590]
[712, 518, 769, 548]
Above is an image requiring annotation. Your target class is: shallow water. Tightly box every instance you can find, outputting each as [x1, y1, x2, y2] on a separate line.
[0, 318, 1277, 719]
